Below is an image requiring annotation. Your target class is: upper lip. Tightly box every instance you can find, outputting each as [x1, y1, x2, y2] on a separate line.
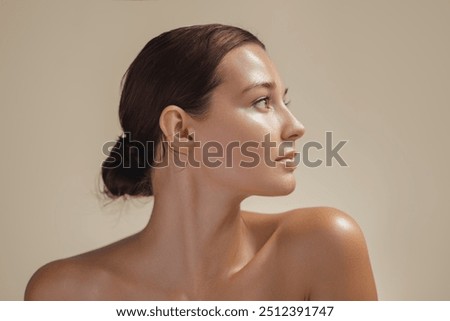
[275, 150, 297, 161]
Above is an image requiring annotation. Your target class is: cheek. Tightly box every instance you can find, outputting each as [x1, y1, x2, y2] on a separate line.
[197, 111, 275, 147]
[194, 128, 295, 196]
[192, 110, 294, 191]
[196, 111, 286, 176]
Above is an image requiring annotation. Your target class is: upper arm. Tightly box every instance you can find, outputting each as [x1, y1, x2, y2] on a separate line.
[294, 207, 378, 300]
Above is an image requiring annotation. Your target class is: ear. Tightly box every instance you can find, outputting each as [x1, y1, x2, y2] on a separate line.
[159, 105, 193, 143]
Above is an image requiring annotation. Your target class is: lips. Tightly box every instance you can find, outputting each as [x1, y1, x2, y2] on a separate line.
[275, 150, 296, 162]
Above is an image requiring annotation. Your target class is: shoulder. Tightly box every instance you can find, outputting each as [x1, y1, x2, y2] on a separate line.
[24, 238, 134, 301]
[24, 233, 144, 300]
[243, 206, 362, 241]
[279, 206, 364, 240]
[258, 206, 369, 265]
[25, 258, 84, 300]
[269, 207, 378, 300]
[24, 256, 115, 300]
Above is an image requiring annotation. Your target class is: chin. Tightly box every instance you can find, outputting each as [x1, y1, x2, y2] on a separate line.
[276, 182, 297, 196]
[258, 178, 297, 196]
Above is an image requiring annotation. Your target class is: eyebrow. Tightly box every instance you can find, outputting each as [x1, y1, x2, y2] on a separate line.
[241, 81, 289, 96]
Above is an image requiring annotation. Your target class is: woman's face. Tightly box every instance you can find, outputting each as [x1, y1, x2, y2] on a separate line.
[191, 43, 305, 197]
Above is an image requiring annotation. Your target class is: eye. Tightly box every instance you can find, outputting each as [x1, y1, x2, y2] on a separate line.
[253, 97, 271, 110]
[283, 99, 291, 107]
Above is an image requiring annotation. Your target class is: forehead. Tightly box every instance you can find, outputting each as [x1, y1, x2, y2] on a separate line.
[215, 44, 285, 95]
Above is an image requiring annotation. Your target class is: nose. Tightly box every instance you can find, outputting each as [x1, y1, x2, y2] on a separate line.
[280, 108, 305, 142]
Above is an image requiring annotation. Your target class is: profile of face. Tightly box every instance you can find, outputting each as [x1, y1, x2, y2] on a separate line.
[102, 25, 305, 199]
[185, 44, 305, 197]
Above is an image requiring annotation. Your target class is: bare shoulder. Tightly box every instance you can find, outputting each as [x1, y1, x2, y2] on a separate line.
[241, 206, 362, 255]
[278, 206, 364, 238]
[24, 236, 136, 300]
[242, 206, 360, 238]
[280, 206, 378, 300]
[243, 207, 378, 300]
[25, 257, 97, 300]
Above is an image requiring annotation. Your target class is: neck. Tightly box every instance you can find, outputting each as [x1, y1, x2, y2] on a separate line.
[139, 165, 254, 290]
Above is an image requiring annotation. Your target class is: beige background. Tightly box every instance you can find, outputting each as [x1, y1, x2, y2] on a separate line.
[1, 0, 449, 300]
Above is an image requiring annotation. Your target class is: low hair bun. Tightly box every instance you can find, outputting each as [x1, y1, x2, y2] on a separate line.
[101, 134, 153, 198]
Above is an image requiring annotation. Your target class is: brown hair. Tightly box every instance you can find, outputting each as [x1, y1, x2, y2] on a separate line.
[101, 24, 265, 198]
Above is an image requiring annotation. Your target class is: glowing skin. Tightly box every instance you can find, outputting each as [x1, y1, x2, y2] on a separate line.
[189, 44, 304, 197]
[25, 44, 378, 301]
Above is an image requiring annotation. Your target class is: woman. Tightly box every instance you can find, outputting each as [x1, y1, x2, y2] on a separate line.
[25, 24, 377, 300]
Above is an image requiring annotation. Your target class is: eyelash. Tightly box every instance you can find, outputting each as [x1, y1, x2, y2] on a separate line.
[252, 96, 291, 110]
